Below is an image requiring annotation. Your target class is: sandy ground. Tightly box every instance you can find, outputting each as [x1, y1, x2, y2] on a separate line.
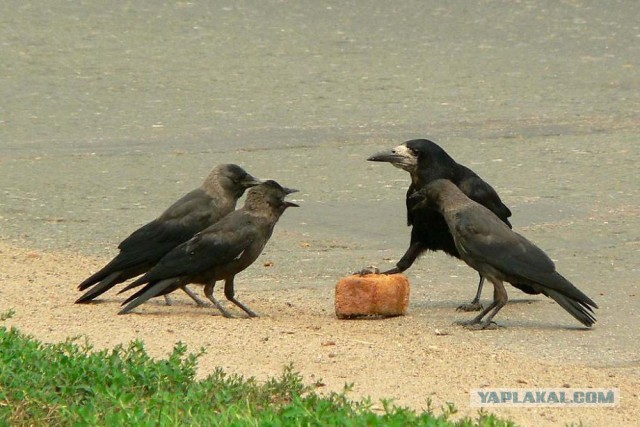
[2, 242, 637, 427]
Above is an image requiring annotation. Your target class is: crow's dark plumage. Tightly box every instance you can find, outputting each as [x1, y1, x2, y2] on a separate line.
[366, 138, 538, 311]
[117, 180, 298, 317]
[417, 179, 597, 329]
[76, 164, 261, 304]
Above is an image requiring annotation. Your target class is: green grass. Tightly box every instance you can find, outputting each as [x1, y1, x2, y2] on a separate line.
[0, 310, 515, 426]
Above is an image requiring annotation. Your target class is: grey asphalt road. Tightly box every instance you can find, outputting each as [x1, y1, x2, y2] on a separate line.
[1, 1, 639, 369]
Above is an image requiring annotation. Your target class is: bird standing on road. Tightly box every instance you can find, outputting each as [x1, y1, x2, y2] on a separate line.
[416, 179, 597, 329]
[366, 138, 538, 311]
[118, 180, 299, 317]
[76, 164, 262, 305]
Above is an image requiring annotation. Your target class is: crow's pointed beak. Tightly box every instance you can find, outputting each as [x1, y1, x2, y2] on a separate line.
[367, 144, 417, 172]
[242, 174, 263, 188]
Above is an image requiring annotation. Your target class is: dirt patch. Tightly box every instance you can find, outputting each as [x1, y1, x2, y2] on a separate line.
[1, 242, 637, 426]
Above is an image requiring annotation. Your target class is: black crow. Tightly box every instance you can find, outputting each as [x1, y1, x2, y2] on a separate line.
[366, 138, 538, 311]
[76, 164, 262, 305]
[417, 179, 597, 329]
[117, 180, 298, 317]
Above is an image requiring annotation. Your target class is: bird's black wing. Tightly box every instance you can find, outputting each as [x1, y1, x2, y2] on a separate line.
[109, 189, 218, 268]
[78, 189, 220, 292]
[124, 213, 258, 288]
[453, 205, 555, 277]
[458, 174, 512, 226]
[453, 206, 595, 306]
[119, 189, 214, 250]
[406, 183, 418, 226]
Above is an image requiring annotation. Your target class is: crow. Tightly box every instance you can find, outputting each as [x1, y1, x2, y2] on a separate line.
[117, 180, 298, 317]
[76, 164, 262, 305]
[415, 179, 597, 329]
[366, 138, 538, 311]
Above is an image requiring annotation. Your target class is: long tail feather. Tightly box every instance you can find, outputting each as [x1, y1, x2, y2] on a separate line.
[545, 288, 597, 327]
[118, 278, 178, 315]
[118, 276, 148, 295]
[75, 272, 122, 303]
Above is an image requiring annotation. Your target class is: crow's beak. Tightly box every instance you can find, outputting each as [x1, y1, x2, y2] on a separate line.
[242, 174, 263, 188]
[368, 148, 404, 163]
[283, 188, 299, 207]
[367, 144, 417, 172]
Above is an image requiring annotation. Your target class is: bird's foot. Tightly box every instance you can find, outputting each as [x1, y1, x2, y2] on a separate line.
[218, 309, 237, 319]
[353, 266, 380, 275]
[456, 301, 484, 312]
[218, 310, 258, 319]
[455, 319, 500, 330]
[164, 295, 173, 306]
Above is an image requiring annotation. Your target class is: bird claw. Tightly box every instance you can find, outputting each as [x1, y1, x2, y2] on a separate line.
[218, 310, 237, 319]
[456, 301, 484, 312]
[455, 320, 500, 330]
[354, 266, 380, 275]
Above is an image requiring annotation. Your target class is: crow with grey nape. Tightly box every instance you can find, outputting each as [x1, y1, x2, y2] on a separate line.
[118, 180, 298, 317]
[416, 179, 597, 329]
[365, 138, 539, 311]
[76, 164, 262, 305]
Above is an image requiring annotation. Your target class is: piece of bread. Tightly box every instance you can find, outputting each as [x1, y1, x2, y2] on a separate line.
[335, 274, 410, 319]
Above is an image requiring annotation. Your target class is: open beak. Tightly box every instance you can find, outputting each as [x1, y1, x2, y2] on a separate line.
[284, 187, 299, 207]
[367, 144, 417, 172]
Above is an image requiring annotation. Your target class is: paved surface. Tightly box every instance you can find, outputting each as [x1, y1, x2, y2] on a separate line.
[2, 1, 639, 369]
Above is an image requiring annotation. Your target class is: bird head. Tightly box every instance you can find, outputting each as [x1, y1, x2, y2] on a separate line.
[246, 180, 299, 213]
[367, 142, 418, 172]
[368, 139, 456, 185]
[213, 164, 263, 198]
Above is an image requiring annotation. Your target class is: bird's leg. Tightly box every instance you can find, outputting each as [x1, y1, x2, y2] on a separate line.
[204, 280, 235, 318]
[456, 274, 485, 312]
[477, 280, 508, 329]
[164, 294, 173, 306]
[224, 277, 258, 318]
[382, 242, 422, 274]
[456, 301, 495, 326]
[355, 242, 423, 275]
[180, 285, 208, 306]
[457, 279, 508, 330]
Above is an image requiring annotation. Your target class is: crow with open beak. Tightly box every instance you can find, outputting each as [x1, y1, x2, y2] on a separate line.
[118, 180, 299, 317]
[76, 164, 262, 305]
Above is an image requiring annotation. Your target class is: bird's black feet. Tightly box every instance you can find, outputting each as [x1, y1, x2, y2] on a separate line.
[353, 266, 380, 275]
[456, 301, 483, 312]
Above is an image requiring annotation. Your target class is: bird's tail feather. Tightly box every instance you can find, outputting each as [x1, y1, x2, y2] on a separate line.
[77, 265, 114, 291]
[545, 288, 597, 327]
[78, 251, 153, 291]
[118, 276, 148, 295]
[75, 271, 122, 304]
[118, 278, 178, 315]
